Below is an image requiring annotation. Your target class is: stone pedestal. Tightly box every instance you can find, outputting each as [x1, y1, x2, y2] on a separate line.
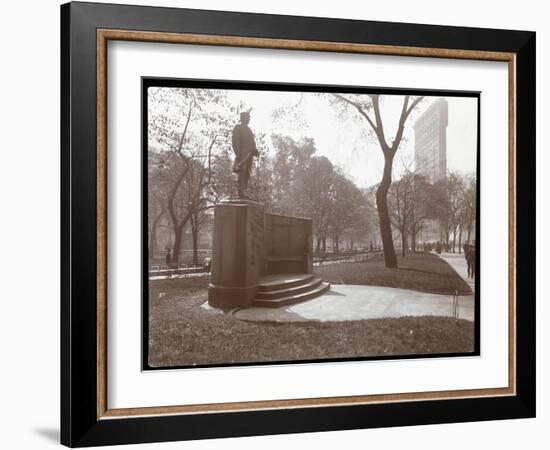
[208, 198, 265, 310]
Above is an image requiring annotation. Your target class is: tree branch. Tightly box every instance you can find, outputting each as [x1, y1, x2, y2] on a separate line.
[405, 96, 424, 119]
[175, 99, 194, 159]
[390, 95, 423, 155]
[371, 95, 390, 151]
[331, 93, 378, 133]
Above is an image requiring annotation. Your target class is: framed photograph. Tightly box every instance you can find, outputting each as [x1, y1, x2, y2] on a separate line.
[61, 1, 535, 447]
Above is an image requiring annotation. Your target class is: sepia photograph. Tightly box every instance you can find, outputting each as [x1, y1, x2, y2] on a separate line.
[143, 79, 480, 369]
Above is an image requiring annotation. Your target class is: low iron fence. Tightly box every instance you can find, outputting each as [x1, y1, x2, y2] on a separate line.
[313, 250, 382, 265]
[149, 249, 383, 279]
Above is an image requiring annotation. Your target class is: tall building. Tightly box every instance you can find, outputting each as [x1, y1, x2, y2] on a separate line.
[413, 98, 448, 183]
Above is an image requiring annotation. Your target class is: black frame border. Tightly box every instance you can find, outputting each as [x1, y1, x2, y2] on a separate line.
[61, 1, 535, 447]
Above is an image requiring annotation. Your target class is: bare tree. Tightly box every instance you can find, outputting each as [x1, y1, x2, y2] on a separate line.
[388, 173, 411, 257]
[432, 172, 464, 251]
[331, 94, 423, 268]
[148, 87, 233, 264]
[189, 204, 212, 266]
[461, 174, 477, 245]
[148, 150, 169, 260]
[328, 171, 364, 254]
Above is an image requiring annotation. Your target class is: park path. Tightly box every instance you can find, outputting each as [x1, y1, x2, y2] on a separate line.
[438, 252, 476, 293]
[230, 283, 475, 323]
[208, 251, 476, 323]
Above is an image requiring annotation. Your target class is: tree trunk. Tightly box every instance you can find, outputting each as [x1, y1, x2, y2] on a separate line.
[149, 225, 158, 261]
[166, 165, 189, 264]
[192, 225, 199, 266]
[458, 226, 463, 253]
[149, 211, 164, 261]
[401, 231, 407, 257]
[376, 156, 398, 268]
[452, 228, 457, 253]
[172, 225, 184, 266]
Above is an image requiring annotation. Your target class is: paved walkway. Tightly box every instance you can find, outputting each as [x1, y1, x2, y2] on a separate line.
[232, 284, 474, 323]
[228, 252, 476, 323]
[207, 251, 474, 324]
[438, 252, 476, 293]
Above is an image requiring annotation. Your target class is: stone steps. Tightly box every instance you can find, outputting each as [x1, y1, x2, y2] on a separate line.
[257, 273, 316, 292]
[253, 274, 330, 308]
[255, 276, 324, 300]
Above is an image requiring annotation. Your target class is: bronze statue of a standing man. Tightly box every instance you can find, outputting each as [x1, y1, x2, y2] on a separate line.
[232, 111, 258, 198]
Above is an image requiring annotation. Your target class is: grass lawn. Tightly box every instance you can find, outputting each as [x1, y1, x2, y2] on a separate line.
[148, 275, 474, 368]
[316, 251, 472, 295]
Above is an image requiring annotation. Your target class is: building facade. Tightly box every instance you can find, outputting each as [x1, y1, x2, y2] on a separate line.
[413, 98, 448, 183]
[413, 99, 449, 244]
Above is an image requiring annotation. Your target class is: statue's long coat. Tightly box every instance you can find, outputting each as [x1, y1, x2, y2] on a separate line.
[231, 124, 258, 173]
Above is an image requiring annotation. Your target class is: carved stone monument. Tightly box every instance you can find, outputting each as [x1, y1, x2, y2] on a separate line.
[208, 111, 329, 310]
[208, 197, 265, 310]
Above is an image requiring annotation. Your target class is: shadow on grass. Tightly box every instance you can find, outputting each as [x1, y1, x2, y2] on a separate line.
[316, 251, 471, 295]
[148, 277, 475, 368]
[146, 253, 474, 368]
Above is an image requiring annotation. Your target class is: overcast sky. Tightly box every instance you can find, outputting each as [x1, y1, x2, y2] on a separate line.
[152, 88, 478, 188]
[225, 90, 478, 188]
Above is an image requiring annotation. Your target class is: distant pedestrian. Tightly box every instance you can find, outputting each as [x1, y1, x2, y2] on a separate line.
[466, 244, 476, 278]
[165, 248, 172, 267]
[464, 243, 472, 276]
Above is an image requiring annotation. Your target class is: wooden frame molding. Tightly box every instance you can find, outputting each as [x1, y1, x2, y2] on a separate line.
[96, 29, 517, 420]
